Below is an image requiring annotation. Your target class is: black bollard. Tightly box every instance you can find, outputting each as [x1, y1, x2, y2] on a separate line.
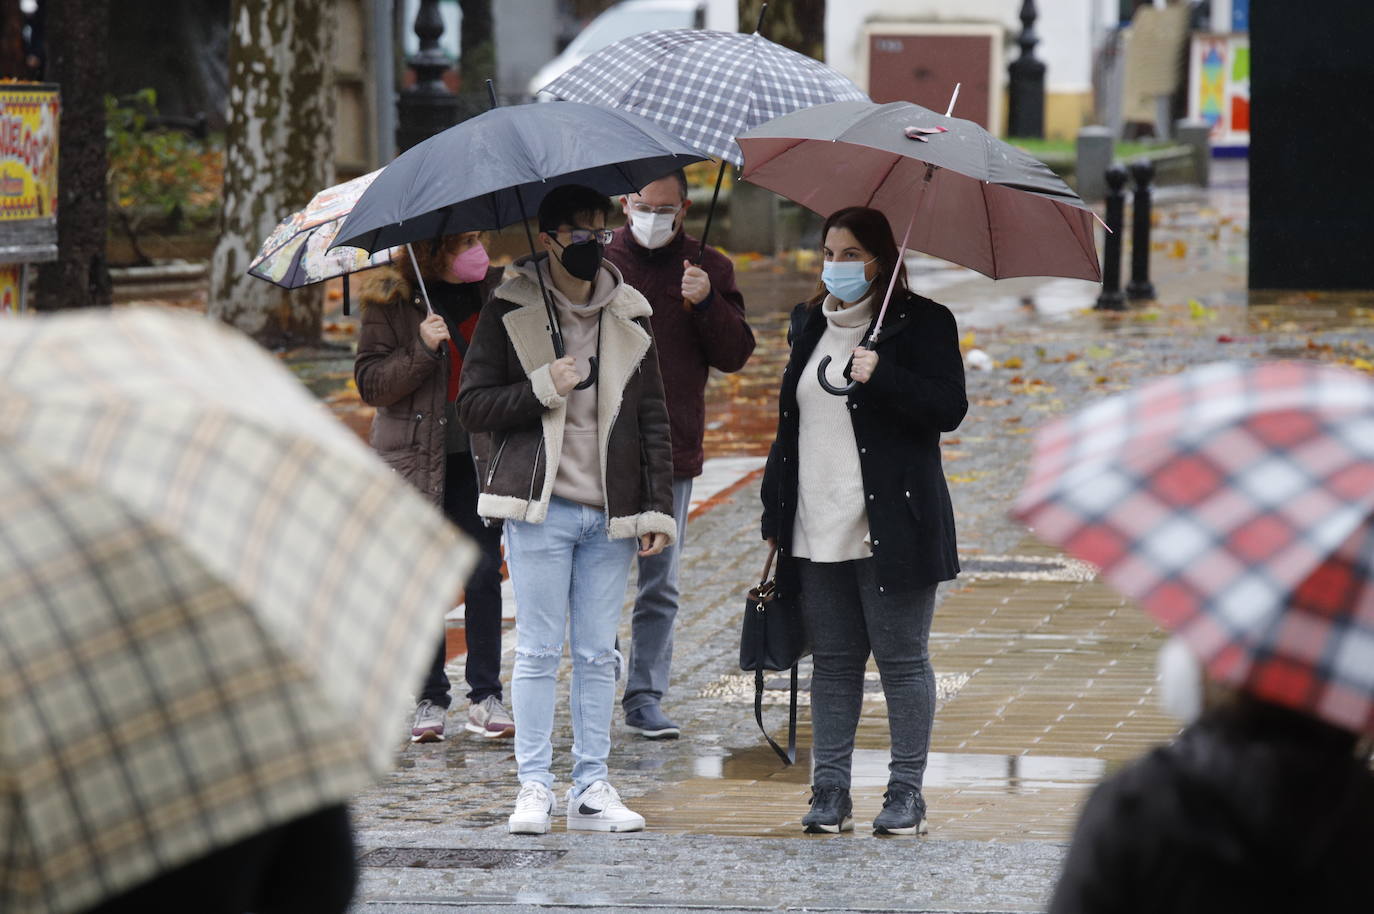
[1126, 158, 1156, 301]
[396, 0, 461, 154]
[1095, 164, 1128, 310]
[1008, 0, 1046, 138]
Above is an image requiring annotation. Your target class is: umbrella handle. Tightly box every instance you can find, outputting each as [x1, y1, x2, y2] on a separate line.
[815, 355, 856, 395]
[816, 339, 875, 397]
[573, 356, 597, 391]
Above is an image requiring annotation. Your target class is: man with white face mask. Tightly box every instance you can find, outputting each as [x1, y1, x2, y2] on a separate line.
[604, 170, 756, 739]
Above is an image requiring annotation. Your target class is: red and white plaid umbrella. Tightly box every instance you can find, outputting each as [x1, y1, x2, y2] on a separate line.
[1013, 361, 1374, 736]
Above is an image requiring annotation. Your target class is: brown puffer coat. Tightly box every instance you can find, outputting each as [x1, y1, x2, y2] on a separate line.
[354, 267, 502, 504]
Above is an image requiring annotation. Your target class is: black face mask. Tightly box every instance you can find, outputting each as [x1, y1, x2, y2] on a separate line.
[552, 237, 604, 282]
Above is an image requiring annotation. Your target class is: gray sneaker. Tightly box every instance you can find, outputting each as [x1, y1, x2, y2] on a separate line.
[466, 695, 515, 739]
[624, 703, 680, 740]
[410, 699, 446, 743]
[872, 786, 929, 836]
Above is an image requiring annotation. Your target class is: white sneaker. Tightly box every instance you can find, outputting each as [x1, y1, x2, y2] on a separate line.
[565, 780, 645, 832]
[508, 781, 555, 835]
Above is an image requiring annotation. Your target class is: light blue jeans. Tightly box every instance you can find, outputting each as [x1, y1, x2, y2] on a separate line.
[505, 496, 637, 793]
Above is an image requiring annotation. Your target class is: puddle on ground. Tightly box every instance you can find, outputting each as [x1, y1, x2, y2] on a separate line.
[693, 743, 1105, 794]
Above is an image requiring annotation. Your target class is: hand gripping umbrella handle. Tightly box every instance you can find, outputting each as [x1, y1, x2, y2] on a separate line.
[816, 338, 875, 396]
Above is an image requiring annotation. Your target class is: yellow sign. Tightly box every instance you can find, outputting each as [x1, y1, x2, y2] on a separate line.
[0, 82, 59, 222]
[0, 264, 19, 314]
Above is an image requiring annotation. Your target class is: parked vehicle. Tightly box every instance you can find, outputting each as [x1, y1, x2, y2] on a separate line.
[528, 0, 737, 99]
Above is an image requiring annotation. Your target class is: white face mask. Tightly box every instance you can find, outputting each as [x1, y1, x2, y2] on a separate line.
[629, 209, 678, 249]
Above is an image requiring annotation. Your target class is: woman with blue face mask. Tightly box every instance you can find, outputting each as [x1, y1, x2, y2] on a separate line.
[759, 205, 968, 836]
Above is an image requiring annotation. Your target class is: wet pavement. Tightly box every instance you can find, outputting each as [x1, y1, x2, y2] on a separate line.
[270, 159, 1374, 912]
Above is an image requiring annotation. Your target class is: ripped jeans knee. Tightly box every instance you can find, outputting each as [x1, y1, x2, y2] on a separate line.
[575, 646, 624, 681]
[516, 641, 563, 660]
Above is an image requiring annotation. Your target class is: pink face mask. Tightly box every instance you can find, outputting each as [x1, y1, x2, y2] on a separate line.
[448, 243, 489, 283]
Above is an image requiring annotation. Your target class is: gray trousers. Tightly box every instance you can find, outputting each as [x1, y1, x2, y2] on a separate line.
[623, 477, 693, 713]
[797, 558, 938, 792]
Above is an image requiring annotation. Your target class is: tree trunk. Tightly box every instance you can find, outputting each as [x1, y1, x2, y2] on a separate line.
[34, 0, 112, 311]
[739, 0, 824, 60]
[210, 0, 335, 349]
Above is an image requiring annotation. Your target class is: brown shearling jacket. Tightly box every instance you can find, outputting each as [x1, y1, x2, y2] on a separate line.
[456, 256, 676, 542]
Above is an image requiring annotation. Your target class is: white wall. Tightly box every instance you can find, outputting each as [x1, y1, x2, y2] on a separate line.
[825, 0, 1108, 95]
[704, 0, 739, 32]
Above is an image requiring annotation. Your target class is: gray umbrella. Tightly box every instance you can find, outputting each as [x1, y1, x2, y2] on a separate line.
[331, 100, 705, 366]
[332, 101, 704, 254]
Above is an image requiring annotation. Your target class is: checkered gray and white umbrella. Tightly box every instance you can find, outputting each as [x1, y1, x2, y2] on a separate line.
[539, 29, 868, 165]
[0, 308, 474, 913]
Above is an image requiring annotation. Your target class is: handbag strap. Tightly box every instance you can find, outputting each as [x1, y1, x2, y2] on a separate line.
[754, 664, 799, 766]
[759, 543, 778, 586]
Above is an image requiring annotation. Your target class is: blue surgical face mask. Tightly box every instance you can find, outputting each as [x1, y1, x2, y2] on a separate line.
[821, 258, 876, 303]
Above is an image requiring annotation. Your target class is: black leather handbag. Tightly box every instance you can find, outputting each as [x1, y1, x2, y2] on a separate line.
[739, 545, 810, 765]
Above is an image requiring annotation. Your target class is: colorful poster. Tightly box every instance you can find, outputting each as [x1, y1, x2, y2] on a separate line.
[0, 264, 20, 315]
[1188, 33, 1250, 147]
[0, 82, 60, 222]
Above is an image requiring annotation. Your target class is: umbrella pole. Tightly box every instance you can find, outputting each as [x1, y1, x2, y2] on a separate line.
[343, 274, 350, 316]
[405, 244, 435, 316]
[695, 158, 729, 264]
[945, 83, 961, 117]
[513, 187, 567, 359]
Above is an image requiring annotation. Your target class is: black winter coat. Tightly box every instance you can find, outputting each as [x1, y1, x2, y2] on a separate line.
[1049, 700, 1374, 914]
[760, 290, 967, 596]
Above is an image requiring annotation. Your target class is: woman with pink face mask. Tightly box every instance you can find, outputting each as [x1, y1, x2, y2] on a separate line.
[354, 231, 517, 747]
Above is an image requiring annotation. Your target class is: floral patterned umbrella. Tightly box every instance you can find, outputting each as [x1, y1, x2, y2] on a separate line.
[247, 169, 398, 309]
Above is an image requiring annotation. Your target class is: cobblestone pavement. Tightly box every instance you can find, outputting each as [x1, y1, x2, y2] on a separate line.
[343, 162, 1374, 912]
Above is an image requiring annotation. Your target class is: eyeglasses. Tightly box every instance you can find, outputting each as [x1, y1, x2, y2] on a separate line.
[562, 227, 614, 245]
[629, 203, 682, 217]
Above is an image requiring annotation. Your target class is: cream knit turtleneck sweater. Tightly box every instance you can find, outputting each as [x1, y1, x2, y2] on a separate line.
[793, 292, 875, 563]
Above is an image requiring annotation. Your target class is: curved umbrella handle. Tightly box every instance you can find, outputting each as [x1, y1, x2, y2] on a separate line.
[573, 356, 597, 391]
[816, 354, 857, 396]
[816, 339, 874, 396]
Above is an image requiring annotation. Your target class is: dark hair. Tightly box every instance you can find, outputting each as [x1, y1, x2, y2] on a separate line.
[807, 206, 910, 309]
[663, 168, 689, 200]
[537, 183, 613, 233]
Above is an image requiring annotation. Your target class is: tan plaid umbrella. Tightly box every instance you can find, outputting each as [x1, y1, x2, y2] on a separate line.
[0, 308, 474, 914]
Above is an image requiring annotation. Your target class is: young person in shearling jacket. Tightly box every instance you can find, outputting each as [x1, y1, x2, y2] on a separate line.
[456, 184, 675, 835]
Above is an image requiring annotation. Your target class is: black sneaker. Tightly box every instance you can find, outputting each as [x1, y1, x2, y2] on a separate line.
[625, 704, 681, 740]
[873, 785, 928, 836]
[801, 785, 853, 834]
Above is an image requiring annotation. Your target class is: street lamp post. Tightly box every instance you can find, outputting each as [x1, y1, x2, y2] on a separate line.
[1007, 0, 1045, 138]
[396, 0, 461, 154]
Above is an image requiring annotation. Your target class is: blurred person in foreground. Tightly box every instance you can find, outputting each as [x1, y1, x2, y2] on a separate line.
[1048, 636, 1374, 914]
[605, 169, 755, 740]
[355, 231, 514, 743]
